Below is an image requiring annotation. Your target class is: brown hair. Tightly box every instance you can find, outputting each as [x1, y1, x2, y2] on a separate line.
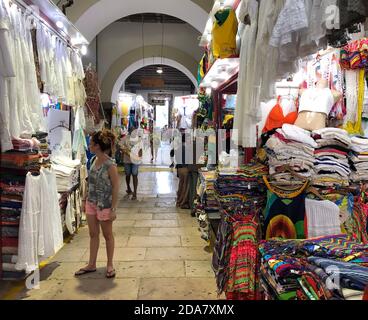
[91, 129, 117, 156]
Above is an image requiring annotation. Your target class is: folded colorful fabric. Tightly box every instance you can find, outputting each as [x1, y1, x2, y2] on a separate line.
[308, 256, 368, 291]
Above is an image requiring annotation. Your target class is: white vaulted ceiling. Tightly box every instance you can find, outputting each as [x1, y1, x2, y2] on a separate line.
[55, 0, 211, 102]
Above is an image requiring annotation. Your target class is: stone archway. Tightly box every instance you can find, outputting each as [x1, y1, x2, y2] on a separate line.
[112, 58, 198, 103]
[101, 45, 198, 103]
[74, 0, 209, 42]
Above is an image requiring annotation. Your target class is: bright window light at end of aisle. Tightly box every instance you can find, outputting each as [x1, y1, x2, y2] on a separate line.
[157, 68, 163, 74]
[81, 45, 88, 55]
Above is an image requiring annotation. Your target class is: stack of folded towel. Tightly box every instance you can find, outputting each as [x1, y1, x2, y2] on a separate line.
[311, 128, 351, 187]
[349, 136, 368, 182]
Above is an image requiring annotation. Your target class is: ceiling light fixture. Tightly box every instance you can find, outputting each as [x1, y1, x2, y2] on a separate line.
[156, 67, 163, 74]
[81, 45, 88, 56]
[56, 21, 64, 29]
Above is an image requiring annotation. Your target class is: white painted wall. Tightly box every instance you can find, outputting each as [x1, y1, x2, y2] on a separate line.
[83, 38, 97, 67]
[85, 21, 202, 83]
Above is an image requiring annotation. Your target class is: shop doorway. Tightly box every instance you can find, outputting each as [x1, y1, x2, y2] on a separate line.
[155, 102, 169, 129]
[148, 93, 173, 128]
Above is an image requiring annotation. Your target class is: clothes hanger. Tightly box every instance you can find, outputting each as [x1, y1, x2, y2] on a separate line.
[49, 121, 69, 133]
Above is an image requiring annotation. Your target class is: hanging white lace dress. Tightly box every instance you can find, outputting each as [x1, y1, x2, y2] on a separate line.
[15, 173, 42, 273]
[40, 167, 64, 259]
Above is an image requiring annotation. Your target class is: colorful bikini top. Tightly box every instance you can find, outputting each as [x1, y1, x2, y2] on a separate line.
[263, 96, 298, 133]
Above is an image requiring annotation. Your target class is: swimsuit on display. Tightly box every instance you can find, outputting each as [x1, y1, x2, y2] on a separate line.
[263, 96, 298, 133]
[299, 88, 334, 115]
[262, 177, 309, 240]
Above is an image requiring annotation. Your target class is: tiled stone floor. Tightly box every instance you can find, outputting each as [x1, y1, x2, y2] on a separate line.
[5, 170, 219, 300]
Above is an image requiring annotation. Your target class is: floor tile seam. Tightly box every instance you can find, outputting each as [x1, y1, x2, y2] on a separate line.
[136, 277, 143, 299]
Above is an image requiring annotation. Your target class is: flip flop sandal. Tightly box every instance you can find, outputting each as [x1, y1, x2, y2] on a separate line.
[75, 268, 97, 276]
[106, 269, 116, 279]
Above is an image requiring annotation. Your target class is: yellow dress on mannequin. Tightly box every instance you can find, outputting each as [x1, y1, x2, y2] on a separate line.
[212, 8, 238, 59]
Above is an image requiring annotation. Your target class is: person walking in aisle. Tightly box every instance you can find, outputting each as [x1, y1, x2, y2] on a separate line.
[122, 129, 142, 200]
[152, 128, 161, 163]
[75, 129, 120, 279]
[175, 131, 190, 209]
[149, 120, 155, 163]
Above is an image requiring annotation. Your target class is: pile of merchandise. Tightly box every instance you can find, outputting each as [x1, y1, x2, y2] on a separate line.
[198, 170, 218, 211]
[215, 163, 268, 213]
[259, 235, 368, 300]
[265, 124, 316, 184]
[51, 156, 81, 192]
[33, 132, 50, 157]
[349, 136, 368, 182]
[195, 170, 219, 242]
[212, 162, 268, 300]
[312, 128, 351, 187]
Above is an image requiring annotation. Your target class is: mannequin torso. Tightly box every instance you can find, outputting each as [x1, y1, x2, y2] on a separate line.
[294, 79, 342, 131]
[294, 111, 327, 131]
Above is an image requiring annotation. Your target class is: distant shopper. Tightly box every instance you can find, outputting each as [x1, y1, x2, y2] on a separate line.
[152, 129, 161, 163]
[149, 120, 154, 163]
[75, 129, 120, 279]
[122, 130, 143, 200]
[175, 131, 190, 209]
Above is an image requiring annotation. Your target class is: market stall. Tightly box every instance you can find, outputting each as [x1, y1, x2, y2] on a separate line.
[195, 0, 368, 300]
[0, 0, 89, 280]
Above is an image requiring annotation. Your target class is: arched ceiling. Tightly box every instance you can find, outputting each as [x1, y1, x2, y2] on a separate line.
[91, 14, 202, 82]
[125, 65, 194, 93]
[113, 59, 197, 103]
[102, 45, 198, 103]
[55, 1, 208, 103]
[71, 0, 209, 42]
[62, 0, 212, 25]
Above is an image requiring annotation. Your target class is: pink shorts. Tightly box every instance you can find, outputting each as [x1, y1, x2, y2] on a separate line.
[86, 201, 112, 222]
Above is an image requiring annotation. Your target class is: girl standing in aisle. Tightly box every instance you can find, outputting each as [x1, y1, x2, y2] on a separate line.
[75, 129, 120, 279]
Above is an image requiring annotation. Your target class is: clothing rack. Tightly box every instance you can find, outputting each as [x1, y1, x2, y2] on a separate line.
[8, 0, 87, 52]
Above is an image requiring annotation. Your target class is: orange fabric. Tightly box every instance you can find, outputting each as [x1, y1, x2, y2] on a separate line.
[263, 96, 298, 133]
